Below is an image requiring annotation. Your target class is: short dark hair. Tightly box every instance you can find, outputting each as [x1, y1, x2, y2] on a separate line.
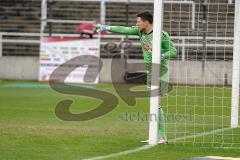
[137, 12, 153, 24]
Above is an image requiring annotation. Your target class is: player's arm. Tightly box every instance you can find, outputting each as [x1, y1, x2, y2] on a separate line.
[96, 24, 139, 35]
[161, 31, 177, 59]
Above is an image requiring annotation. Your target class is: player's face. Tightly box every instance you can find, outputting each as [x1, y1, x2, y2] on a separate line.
[136, 17, 148, 31]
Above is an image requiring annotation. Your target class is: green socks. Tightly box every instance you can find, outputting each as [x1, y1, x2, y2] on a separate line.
[158, 106, 167, 140]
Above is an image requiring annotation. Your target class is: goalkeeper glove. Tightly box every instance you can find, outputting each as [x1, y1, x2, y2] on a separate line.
[94, 24, 110, 32]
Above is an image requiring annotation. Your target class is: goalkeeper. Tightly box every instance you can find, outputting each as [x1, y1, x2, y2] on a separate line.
[96, 11, 177, 144]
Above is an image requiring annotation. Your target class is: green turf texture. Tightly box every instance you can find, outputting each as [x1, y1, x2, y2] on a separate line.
[0, 81, 239, 160]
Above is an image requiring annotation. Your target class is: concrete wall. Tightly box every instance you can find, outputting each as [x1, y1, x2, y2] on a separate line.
[0, 56, 39, 80]
[123, 59, 233, 85]
[169, 60, 232, 85]
[0, 57, 233, 85]
[99, 58, 126, 83]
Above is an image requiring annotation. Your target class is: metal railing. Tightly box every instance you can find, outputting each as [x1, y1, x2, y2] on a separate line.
[0, 32, 233, 60]
[42, 0, 196, 30]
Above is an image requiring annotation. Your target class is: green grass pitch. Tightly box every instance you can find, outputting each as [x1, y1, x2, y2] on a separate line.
[0, 81, 239, 160]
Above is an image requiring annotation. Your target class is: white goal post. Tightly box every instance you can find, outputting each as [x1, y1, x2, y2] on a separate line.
[148, 0, 163, 145]
[231, 0, 240, 128]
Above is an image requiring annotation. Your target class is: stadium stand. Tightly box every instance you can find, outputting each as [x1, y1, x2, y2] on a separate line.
[0, 0, 235, 60]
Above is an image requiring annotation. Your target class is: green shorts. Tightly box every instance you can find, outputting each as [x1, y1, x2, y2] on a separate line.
[147, 65, 170, 96]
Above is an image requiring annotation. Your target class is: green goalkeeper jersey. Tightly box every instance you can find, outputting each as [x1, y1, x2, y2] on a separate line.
[109, 26, 177, 94]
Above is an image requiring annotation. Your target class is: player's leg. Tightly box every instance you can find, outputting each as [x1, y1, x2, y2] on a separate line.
[141, 64, 169, 144]
[158, 106, 167, 143]
[157, 65, 169, 143]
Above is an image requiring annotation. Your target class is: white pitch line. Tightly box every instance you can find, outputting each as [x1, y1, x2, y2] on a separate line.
[169, 127, 233, 142]
[82, 127, 234, 160]
[82, 144, 156, 160]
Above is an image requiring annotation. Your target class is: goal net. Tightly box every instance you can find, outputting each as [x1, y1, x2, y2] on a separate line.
[161, 0, 240, 148]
